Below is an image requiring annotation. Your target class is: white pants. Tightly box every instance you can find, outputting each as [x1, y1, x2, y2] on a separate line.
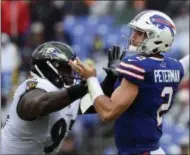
[150, 147, 165, 155]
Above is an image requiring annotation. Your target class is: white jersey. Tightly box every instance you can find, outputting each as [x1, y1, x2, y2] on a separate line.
[1, 77, 80, 154]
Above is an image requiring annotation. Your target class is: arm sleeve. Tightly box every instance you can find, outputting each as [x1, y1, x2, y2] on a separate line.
[79, 93, 96, 114]
[116, 58, 146, 86]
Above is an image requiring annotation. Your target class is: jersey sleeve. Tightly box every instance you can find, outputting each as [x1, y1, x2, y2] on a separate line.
[116, 57, 146, 86]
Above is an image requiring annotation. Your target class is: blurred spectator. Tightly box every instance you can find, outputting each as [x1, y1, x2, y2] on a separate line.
[59, 132, 78, 155]
[89, 34, 106, 59]
[30, 22, 45, 47]
[1, 33, 20, 97]
[89, 1, 111, 15]
[133, 1, 145, 12]
[1, 1, 30, 47]
[145, 0, 170, 13]
[167, 1, 189, 19]
[29, 0, 63, 42]
[20, 22, 45, 78]
[179, 135, 189, 155]
[88, 34, 108, 81]
[63, 1, 89, 16]
[54, 22, 73, 46]
[84, 0, 96, 8]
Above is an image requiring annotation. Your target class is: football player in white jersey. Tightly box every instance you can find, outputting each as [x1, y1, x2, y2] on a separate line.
[1, 41, 125, 154]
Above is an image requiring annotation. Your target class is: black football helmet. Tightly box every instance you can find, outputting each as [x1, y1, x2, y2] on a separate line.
[30, 41, 80, 88]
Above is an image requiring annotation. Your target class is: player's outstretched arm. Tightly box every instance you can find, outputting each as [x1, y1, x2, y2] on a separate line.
[17, 84, 87, 121]
[90, 78, 138, 121]
[78, 75, 120, 115]
[78, 46, 126, 115]
[69, 58, 138, 122]
[179, 54, 189, 76]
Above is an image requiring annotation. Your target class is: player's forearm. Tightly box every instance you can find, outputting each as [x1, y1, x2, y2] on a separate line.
[94, 96, 114, 122]
[87, 77, 117, 122]
[35, 85, 87, 117]
[19, 84, 87, 120]
[79, 74, 117, 115]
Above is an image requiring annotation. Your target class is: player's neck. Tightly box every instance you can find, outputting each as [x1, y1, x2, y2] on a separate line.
[146, 53, 164, 59]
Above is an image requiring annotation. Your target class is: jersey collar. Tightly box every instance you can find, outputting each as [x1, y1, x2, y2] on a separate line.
[149, 57, 164, 61]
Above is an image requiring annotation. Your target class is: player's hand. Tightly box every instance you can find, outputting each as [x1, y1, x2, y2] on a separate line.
[69, 57, 97, 79]
[103, 46, 126, 76]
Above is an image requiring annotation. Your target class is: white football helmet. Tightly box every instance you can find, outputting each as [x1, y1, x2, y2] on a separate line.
[127, 10, 176, 55]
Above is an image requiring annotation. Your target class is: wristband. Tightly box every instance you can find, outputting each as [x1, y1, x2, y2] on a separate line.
[87, 77, 104, 103]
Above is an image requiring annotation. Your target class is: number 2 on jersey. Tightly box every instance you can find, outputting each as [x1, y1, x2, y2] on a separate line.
[157, 87, 173, 126]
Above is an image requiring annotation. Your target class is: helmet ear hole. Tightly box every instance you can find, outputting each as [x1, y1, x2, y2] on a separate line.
[154, 41, 163, 45]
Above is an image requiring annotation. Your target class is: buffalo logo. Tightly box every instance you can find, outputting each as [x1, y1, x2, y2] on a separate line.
[26, 80, 38, 91]
[149, 15, 175, 37]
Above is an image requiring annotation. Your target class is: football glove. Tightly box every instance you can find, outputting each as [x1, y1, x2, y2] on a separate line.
[103, 45, 126, 76]
[101, 46, 126, 97]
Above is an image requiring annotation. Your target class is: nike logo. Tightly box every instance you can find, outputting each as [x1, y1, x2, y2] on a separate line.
[128, 59, 137, 61]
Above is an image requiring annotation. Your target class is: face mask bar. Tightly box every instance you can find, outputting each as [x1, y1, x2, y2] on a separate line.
[128, 26, 147, 52]
[119, 24, 155, 54]
[60, 69, 84, 87]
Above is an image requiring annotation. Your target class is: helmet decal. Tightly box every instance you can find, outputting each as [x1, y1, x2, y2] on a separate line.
[41, 47, 68, 61]
[149, 14, 175, 37]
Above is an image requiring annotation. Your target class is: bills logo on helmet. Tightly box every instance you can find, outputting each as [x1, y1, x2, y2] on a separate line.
[149, 15, 175, 36]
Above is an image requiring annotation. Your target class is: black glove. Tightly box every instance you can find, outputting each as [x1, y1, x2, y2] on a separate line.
[101, 46, 126, 97]
[103, 46, 126, 76]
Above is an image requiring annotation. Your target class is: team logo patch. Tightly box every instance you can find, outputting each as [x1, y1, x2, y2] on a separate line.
[160, 61, 167, 68]
[26, 80, 38, 91]
[45, 47, 68, 61]
[149, 15, 175, 36]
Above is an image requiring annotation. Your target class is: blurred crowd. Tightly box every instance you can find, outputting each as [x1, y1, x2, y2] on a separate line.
[1, 1, 189, 154]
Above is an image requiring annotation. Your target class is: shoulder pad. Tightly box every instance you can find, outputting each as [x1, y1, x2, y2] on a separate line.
[116, 55, 146, 86]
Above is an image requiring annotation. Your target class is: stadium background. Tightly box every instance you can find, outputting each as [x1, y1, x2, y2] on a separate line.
[1, 1, 189, 154]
